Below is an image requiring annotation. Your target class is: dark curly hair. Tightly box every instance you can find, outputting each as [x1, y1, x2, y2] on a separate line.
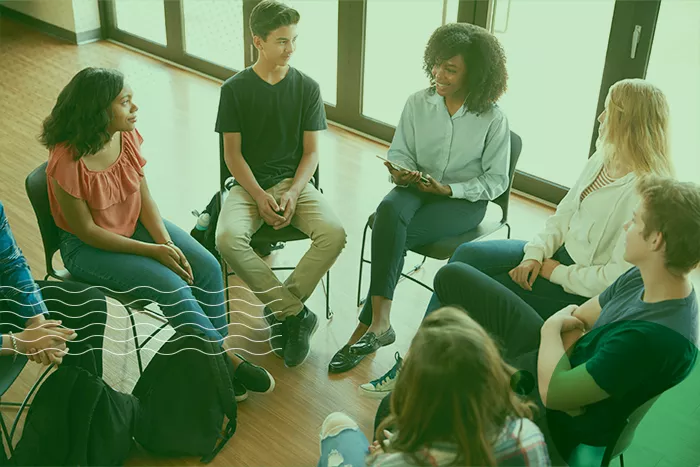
[39, 67, 124, 159]
[423, 23, 508, 114]
[250, 0, 300, 41]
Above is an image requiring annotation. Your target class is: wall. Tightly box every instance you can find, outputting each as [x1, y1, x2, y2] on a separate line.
[0, 0, 100, 34]
[0, 0, 76, 31]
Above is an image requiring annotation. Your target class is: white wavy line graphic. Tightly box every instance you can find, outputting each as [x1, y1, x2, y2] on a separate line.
[14, 347, 283, 357]
[15, 332, 276, 345]
[0, 296, 282, 308]
[1, 284, 287, 295]
[0, 308, 288, 321]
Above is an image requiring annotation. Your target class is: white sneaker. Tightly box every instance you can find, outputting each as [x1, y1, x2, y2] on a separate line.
[359, 352, 402, 399]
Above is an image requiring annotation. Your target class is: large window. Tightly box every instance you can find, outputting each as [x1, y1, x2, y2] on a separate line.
[114, 0, 166, 45]
[362, 0, 459, 125]
[646, 0, 700, 183]
[282, 0, 339, 106]
[182, 0, 246, 71]
[101, 0, 674, 204]
[493, 0, 616, 188]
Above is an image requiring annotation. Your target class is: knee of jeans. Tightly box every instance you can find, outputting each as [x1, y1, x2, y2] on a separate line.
[375, 195, 402, 222]
[450, 242, 483, 265]
[434, 263, 464, 293]
[321, 412, 358, 439]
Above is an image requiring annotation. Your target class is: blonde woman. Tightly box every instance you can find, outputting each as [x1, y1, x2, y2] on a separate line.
[318, 307, 550, 467]
[360, 78, 672, 398]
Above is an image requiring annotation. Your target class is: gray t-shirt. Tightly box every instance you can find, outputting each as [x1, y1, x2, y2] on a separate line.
[559, 267, 698, 445]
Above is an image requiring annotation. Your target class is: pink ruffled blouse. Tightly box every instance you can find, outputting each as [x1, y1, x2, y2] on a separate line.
[47, 129, 147, 237]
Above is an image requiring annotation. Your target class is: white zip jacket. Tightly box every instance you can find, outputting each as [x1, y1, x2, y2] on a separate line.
[522, 151, 637, 297]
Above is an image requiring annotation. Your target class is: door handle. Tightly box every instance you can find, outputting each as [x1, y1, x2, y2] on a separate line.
[630, 25, 642, 59]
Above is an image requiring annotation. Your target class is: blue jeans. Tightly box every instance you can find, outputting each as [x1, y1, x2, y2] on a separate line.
[59, 220, 227, 343]
[359, 187, 487, 325]
[425, 239, 587, 320]
[317, 413, 370, 467]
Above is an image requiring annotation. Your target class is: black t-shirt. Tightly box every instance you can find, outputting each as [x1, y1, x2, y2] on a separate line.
[552, 267, 698, 445]
[215, 67, 327, 190]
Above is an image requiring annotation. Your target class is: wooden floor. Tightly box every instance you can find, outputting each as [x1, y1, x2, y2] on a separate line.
[1, 17, 698, 467]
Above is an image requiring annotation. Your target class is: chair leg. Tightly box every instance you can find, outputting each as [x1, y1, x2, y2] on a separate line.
[619, 454, 624, 467]
[0, 403, 13, 457]
[9, 364, 53, 448]
[126, 305, 144, 375]
[357, 220, 371, 308]
[506, 222, 512, 239]
[222, 259, 231, 325]
[325, 270, 332, 320]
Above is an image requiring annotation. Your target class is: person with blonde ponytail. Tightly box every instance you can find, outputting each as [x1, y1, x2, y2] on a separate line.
[318, 307, 550, 467]
[360, 78, 673, 399]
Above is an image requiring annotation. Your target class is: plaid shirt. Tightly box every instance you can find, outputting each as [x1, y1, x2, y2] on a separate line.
[369, 418, 550, 467]
[0, 201, 48, 320]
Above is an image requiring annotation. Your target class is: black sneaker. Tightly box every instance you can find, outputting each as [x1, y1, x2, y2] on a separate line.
[283, 306, 318, 368]
[233, 377, 248, 402]
[234, 353, 275, 394]
[263, 306, 286, 358]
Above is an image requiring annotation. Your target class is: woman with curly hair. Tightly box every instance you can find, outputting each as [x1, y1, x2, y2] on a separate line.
[318, 307, 550, 467]
[329, 23, 510, 373]
[41, 67, 274, 399]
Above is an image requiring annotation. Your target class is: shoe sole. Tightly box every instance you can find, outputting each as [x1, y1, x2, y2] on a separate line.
[358, 385, 392, 399]
[256, 368, 276, 394]
[235, 391, 249, 402]
[284, 314, 319, 368]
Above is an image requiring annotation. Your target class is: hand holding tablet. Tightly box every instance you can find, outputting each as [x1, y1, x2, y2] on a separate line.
[376, 155, 429, 184]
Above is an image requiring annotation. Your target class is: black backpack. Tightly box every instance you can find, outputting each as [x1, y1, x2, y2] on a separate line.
[11, 351, 139, 466]
[132, 329, 237, 463]
[190, 191, 224, 262]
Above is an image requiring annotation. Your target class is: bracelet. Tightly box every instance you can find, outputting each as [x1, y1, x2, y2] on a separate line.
[8, 332, 18, 361]
[164, 240, 175, 247]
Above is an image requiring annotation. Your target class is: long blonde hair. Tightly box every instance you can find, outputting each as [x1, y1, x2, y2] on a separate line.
[598, 78, 673, 177]
[376, 307, 535, 466]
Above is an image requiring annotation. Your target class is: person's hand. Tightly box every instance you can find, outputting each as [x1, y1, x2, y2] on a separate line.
[18, 320, 76, 366]
[540, 258, 561, 281]
[254, 192, 286, 228]
[148, 244, 193, 284]
[165, 243, 194, 284]
[275, 189, 300, 230]
[416, 174, 451, 196]
[509, 259, 542, 291]
[385, 162, 422, 185]
[542, 305, 585, 334]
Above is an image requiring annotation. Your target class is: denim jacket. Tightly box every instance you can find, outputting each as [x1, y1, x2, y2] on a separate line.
[0, 201, 47, 320]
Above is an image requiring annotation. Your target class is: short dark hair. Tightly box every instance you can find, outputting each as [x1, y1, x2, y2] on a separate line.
[39, 67, 124, 159]
[638, 176, 700, 274]
[423, 23, 508, 114]
[249, 0, 300, 41]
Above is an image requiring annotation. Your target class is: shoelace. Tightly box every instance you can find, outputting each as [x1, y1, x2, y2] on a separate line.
[372, 354, 402, 386]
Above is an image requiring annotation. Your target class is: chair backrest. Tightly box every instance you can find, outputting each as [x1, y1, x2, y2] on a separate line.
[607, 394, 661, 460]
[24, 162, 60, 277]
[218, 133, 320, 191]
[491, 131, 522, 223]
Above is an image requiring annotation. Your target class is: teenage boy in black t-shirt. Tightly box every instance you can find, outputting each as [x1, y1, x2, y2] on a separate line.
[432, 176, 700, 460]
[215, 1, 346, 368]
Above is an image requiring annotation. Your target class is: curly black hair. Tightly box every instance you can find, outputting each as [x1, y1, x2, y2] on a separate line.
[39, 67, 124, 159]
[423, 23, 508, 114]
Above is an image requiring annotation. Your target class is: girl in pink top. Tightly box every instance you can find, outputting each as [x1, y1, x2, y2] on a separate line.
[40, 67, 273, 398]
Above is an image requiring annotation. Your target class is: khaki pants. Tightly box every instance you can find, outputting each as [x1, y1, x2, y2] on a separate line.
[216, 179, 346, 319]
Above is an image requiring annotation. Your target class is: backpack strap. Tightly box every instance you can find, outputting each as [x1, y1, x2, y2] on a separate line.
[66, 369, 103, 465]
[200, 341, 237, 464]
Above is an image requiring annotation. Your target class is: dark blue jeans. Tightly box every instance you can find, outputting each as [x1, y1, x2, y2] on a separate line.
[59, 220, 227, 343]
[358, 187, 487, 326]
[425, 239, 587, 320]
